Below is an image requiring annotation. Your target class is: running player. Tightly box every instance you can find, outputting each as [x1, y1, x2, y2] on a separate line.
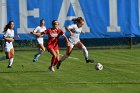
[57, 17, 94, 69]
[41, 20, 69, 72]
[30, 19, 46, 62]
[0, 21, 19, 68]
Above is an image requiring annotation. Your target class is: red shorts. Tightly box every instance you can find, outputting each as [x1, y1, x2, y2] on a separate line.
[46, 44, 59, 52]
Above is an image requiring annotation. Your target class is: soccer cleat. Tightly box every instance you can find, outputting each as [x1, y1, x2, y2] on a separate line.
[7, 65, 12, 68]
[33, 58, 38, 62]
[56, 61, 61, 69]
[86, 59, 94, 63]
[48, 66, 55, 72]
[33, 54, 39, 62]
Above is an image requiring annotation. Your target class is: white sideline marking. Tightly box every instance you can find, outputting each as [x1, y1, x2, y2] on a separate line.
[4, 81, 140, 86]
[65, 81, 140, 84]
[60, 54, 79, 60]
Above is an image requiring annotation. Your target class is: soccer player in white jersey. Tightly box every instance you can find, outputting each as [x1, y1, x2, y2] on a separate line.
[0, 21, 18, 68]
[57, 17, 94, 69]
[30, 19, 46, 62]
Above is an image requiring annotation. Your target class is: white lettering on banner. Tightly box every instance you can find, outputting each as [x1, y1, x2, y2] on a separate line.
[0, 0, 7, 33]
[107, 0, 120, 32]
[17, 0, 39, 33]
[138, 0, 140, 26]
[58, 0, 90, 33]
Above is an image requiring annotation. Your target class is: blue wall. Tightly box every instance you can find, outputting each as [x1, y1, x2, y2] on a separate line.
[0, 0, 140, 40]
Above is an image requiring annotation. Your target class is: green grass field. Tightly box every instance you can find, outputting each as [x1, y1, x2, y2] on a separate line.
[0, 48, 140, 93]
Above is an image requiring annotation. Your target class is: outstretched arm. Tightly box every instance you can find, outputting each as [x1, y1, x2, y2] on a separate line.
[62, 34, 70, 47]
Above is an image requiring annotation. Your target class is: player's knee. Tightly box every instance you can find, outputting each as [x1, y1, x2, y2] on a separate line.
[11, 55, 14, 58]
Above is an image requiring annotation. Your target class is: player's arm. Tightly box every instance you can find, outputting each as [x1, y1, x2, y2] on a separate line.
[40, 29, 49, 35]
[3, 35, 14, 42]
[30, 31, 41, 37]
[62, 34, 70, 47]
[40, 31, 46, 35]
[3, 35, 20, 42]
[65, 26, 73, 36]
[30, 27, 42, 37]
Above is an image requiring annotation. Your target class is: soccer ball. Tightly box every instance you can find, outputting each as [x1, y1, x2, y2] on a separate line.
[95, 63, 103, 70]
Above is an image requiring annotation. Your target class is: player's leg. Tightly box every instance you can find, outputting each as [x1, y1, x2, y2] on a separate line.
[56, 46, 73, 69]
[75, 41, 94, 63]
[54, 49, 60, 66]
[4, 48, 13, 68]
[48, 48, 58, 72]
[62, 46, 72, 61]
[8, 48, 14, 68]
[33, 38, 45, 62]
[33, 43, 45, 62]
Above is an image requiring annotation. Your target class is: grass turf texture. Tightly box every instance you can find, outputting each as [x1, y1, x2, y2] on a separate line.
[0, 49, 140, 93]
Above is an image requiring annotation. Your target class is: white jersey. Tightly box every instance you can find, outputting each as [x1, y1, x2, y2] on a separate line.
[68, 24, 82, 46]
[33, 26, 46, 44]
[33, 26, 46, 36]
[3, 29, 14, 51]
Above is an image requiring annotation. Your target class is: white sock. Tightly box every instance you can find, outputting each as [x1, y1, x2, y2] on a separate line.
[82, 46, 88, 60]
[9, 58, 14, 66]
[35, 50, 44, 59]
[0, 56, 6, 61]
[39, 50, 44, 54]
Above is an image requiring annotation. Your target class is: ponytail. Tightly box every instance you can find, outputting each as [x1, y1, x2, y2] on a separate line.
[72, 17, 84, 24]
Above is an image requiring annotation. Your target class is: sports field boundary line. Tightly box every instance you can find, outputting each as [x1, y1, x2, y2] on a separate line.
[60, 54, 79, 60]
[3, 81, 140, 86]
[65, 81, 140, 84]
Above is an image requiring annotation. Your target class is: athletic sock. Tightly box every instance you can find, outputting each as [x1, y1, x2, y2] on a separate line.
[35, 50, 44, 59]
[82, 46, 88, 60]
[9, 58, 14, 66]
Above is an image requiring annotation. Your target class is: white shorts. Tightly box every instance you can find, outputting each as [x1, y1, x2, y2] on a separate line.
[5, 46, 13, 52]
[37, 38, 43, 44]
[69, 37, 80, 48]
[5, 42, 13, 52]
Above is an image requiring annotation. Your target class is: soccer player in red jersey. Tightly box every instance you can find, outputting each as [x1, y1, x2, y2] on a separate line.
[41, 20, 69, 72]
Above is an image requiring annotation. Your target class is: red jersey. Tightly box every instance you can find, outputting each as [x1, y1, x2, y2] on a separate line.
[45, 28, 64, 50]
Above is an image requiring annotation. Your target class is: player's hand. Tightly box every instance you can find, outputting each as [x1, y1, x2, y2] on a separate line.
[10, 38, 14, 42]
[36, 33, 41, 37]
[30, 32, 34, 34]
[70, 32, 74, 36]
[17, 35, 20, 38]
[13, 35, 20, 39]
